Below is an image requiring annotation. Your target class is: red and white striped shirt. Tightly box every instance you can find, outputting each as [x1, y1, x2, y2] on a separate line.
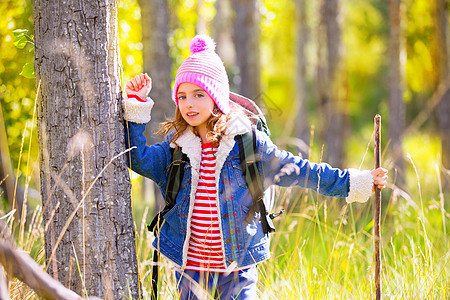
[186, 142, 226, 272]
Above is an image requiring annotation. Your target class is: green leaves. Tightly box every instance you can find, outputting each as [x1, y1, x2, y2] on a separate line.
[13, 29, 28, 36]
[13, 28, 35, 78]
[13, 29, 33, 49]
[19, 63, 34, 79]
[14, 35, 27, 49]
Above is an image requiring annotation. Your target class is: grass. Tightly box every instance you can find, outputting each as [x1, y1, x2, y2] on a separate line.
[131, 133, 450, 299]
[132, 184, 449, 299]
[1, 132, 449, 299]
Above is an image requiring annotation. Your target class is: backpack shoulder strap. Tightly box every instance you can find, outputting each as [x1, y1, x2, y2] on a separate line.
[147, 146, 187, 233]
[149, 147, 187, 300]
[236, 126, 275, 235]
[165, 147, 187, 206]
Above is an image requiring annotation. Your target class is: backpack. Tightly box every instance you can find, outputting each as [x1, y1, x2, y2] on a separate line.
[147, 92, 283, 300]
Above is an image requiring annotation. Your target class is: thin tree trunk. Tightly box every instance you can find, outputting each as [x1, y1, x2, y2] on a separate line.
[231, 0, 261, 101]
[434, 0, 450, 189]
[295, 0, 309, 157]
[139, 0, 173, 142]
[33, 1, 140, 298]
[317, 0, 328, 144]
[388, 0, 406, 187]
[325, 0, 344, 167]
[213, 0, 236, 90]
[196, 0, 207, 34]
[319, 0, 347, 167]
[0, 102, 25, 220]
[138, 0, 173, 213]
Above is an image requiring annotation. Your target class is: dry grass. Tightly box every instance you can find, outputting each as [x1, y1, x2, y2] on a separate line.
[1, 127, 449, 299]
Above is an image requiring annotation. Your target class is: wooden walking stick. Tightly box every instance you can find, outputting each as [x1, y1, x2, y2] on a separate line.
[374, 114, 382, 299]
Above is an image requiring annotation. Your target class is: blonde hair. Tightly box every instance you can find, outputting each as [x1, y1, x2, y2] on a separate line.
[157, 104, 235, 145]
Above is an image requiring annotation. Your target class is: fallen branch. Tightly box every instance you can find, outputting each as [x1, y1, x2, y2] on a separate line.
[0, 235, 101, 300]
[0, 265, 9, 300]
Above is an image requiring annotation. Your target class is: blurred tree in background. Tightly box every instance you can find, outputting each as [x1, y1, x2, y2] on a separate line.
[0, 0, 36, 214]
[433, 0, 450, 188]
[138, 0, 173, 214]
[388, 0, 406, 187]
[231, 0, 262, 101]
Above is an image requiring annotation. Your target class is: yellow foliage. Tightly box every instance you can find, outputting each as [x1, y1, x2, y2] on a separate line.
[343, 1, 385, 76]
[404, 134, 441, 193]
[118, 0, 143, 80]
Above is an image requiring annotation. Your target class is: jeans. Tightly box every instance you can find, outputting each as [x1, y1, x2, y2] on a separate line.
[175, 267, 258, 299]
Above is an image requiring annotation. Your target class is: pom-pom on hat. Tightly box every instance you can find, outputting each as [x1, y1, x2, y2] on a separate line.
[173, 35, 230, 114]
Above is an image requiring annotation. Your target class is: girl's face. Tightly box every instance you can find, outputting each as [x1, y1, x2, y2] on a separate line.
[177, 82, 215, 132]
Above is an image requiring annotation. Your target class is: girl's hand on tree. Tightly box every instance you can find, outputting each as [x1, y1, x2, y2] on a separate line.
[125, 73, 152, 101]
[371, 168, 388, 190]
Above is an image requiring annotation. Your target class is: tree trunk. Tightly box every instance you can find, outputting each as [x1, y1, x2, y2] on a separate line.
[0, 102, 25, 220]
[317, 0, 328, 145]
[213, 0, 236, 91]
[388, 0, 406, 187]
[319, 0, 347, 167]
[139, 0, 173, 143]
[196, 0, 207, 34]
[231, 0, 261, 101]
[295, 0, 309, 157]
[138, 0, 173, 213]
[33, 1, 140, 299]
[434, 0, 450, 189]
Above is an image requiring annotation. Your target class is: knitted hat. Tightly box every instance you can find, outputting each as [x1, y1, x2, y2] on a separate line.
[173, 35, 231, 114]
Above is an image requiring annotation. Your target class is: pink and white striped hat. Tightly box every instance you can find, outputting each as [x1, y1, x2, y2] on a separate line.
[173, 35, 230, 114]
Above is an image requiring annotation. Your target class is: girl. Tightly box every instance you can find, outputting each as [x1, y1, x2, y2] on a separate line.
[123, 35, 388, 299]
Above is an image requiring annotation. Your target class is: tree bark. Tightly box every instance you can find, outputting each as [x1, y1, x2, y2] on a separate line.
[295, 0, 309, 157]
[33, 1, 140, 298]
[388, 0, 406, 187]
[231, 0, 261, 101]
[434, 0, 450, 187]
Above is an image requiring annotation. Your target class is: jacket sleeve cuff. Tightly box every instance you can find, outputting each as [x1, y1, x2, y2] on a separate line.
[346, 168, 373, 204]
[122, 96, 154, 124]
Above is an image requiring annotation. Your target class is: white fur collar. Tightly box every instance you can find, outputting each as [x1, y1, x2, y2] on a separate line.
[170, 115, 252, 172]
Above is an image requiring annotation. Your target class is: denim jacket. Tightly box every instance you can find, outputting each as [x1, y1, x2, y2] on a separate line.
[123, 97, 373, 271]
